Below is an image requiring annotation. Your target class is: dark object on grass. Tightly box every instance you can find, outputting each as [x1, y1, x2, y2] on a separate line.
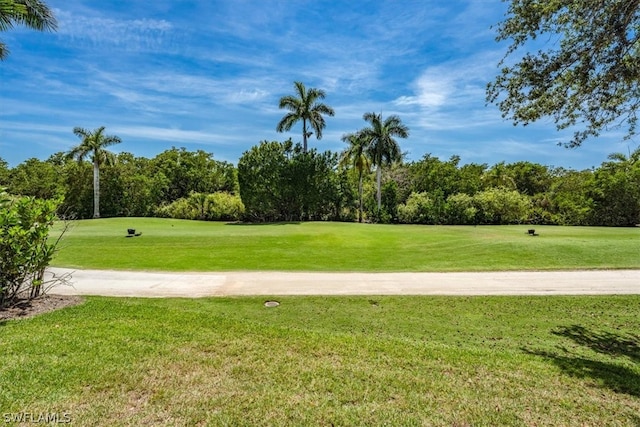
[126, 229, 142, 238]
[527, 229, 538, 236]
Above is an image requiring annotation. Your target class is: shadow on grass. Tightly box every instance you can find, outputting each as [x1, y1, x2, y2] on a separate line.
[525, 325, 640, 397]
[227, 221, 301, 226]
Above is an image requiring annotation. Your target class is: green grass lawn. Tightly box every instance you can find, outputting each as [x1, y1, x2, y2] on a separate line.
[2, 295, 639, 426]
[51, 218, 640, 271]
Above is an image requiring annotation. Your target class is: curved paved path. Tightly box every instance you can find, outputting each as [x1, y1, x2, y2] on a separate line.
[47, 268, 640, 297]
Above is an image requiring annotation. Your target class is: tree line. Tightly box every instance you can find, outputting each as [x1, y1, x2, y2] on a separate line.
[1, 142, 639, 227]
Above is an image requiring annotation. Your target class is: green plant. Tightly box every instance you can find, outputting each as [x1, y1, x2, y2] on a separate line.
[0, 190, 64, 307]
[156, 192, 245, 221]
[398, 191, 438, 224]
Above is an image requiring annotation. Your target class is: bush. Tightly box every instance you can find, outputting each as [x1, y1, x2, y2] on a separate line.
[397, 192, 439, 224]
[156, 192, 244, 221]
[0, 189, 64, 308]
[444, 193, 478, 225]
[472, 188, 532, 224]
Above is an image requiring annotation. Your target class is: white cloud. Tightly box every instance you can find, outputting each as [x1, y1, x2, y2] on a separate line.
[53, 9, 173, 51]
[111, 125, 241, 146]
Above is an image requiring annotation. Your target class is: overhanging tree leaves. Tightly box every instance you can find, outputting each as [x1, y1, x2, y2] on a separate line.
[487, 0, 640, 147]
[0, 0, 57, 60]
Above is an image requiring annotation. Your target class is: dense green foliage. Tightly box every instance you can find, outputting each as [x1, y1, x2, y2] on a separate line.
[2, 145, 639, 226]
[156, 192, 244, 221]
[488, 0, 640, 147]
[238, 140, 345, 222]
[2, 295, 639, 425]
[0, 188, 61, 307]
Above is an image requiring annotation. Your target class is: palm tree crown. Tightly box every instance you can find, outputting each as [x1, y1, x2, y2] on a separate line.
[0, 0, 57, 60]
[276, 81, 335, 152]
[360, 112, 409, 210]
[68, 126, 121, 218]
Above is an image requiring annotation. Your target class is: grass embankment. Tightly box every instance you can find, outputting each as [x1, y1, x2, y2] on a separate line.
[1, 296, 639, 426]
[51, 218, 640, 271]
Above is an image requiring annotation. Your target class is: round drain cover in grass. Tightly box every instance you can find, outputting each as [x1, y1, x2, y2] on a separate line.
[264, 301, 280, 308]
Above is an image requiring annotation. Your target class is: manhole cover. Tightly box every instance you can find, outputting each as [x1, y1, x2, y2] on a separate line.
[264, 301, 280, 308]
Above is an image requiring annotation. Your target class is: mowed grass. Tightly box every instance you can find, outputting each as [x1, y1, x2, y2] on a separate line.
[2, 296, 639, 426]
[51, 218, 640, 271]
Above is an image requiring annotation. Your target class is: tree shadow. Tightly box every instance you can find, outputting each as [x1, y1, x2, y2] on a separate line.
[553, 325, 640, 361]
[524, 325, 640, 397]
[226, 221, 301, 226]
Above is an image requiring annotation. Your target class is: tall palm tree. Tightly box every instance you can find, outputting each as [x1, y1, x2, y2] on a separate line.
[68, 126, 121, 219]
[276, 81, 335, 153]
[340, 132, 371, 223]
[360, 112, 409, 211]
[0, 0, 57, 60]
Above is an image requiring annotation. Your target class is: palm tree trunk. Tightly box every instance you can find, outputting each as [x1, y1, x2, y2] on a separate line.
[93, 160, 100, 219]
[302, 119, 308, 153]
[376, 166, 382, 211]
[358, 173, 363, 223]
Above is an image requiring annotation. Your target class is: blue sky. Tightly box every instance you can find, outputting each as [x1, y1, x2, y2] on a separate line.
[1, 0, 637, 169]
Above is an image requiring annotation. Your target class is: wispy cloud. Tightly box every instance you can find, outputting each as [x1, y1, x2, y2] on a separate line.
[0, 0, 619, 170]
[53, 9, 174, 51]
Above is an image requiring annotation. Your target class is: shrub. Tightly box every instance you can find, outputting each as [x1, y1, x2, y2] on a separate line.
[397, 192, 439, 224]
[472, 188, 532, 224]
[155, 192, 244, 221]
[0, 189, 65, 308]
[444, 193, 478, 225]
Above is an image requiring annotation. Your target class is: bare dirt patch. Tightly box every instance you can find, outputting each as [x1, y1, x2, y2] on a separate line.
[0, 295, 84, 322]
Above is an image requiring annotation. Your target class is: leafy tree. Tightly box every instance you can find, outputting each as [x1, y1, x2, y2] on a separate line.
[457, 162, 487, 195]
[104, 153, 157, 217]
[482, 162, 516, 190]
[67, 126, 122, 218]
[547, 168, 594, 225]
[238, 141, 288, 222]
[504, 161, 552, 196]
[410, 154, 467, 198]
[8, 157, 63, 199]
[589, 149, 640, 226]
[0, 157, 9, 185]
[238, 140, 339, 222]
[150, 148, 237, 204]
[0, 0, 56, 60]
[473, 187, 532, 224]
[340, 132, 371, 222]
[57, 159, 93, 219]
[360, 112, 409, 211]
[282, 145, 339, 221]
[276, 81, 335, 153]
[380, 180, 400, 223]
[488, 0, 640, 147]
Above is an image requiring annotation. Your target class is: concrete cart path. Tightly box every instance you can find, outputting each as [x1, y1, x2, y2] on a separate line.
[47, 268, 640, 297]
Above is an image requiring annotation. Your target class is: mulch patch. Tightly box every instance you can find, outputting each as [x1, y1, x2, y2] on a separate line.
[0, 295, 84, 322]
